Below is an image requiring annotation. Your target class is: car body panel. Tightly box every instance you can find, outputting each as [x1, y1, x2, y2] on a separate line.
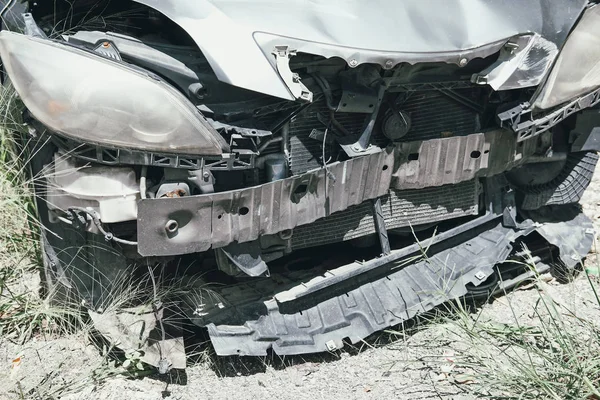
[133, 0, 587, 99]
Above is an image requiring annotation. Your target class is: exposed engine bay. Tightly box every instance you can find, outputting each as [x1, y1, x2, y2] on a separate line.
[2, 0, 600, 368]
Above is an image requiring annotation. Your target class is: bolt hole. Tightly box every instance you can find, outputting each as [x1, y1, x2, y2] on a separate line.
[470, 150, 482, 159]
[369, 104, 374, 108]
[279, 229, 293, 240]
[239, 207, 249, 216]
[408, 153, 419, 161]
[342, 103, 348, 107]
[165, 220, 179, 234]
[217, 214, 223, 220]
[382, 165, 389, 171]
[484, 150, 490, 154]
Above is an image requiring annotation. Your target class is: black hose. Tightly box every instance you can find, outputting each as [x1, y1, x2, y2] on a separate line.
[312, 74, 336, 111]
[311, 74, 352, 136]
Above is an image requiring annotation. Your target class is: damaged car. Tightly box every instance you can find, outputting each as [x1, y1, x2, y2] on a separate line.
[1, 0, 600, 369]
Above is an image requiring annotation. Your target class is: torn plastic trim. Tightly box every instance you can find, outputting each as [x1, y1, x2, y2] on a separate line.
[47, 132, 254, 171]
[499, 87, 600, 142]
[272, 46, 313, 102]
[532, 205, 595, 269]
[209, 119, 272, 138]
[89, 304, 186, 372]
[203, 205, 594, 356]
[472, 34, 558, 91]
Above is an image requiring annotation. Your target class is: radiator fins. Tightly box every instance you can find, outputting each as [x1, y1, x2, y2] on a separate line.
[398, 90, 481, 142]
[288, 101, 368, 175]
[288, 91, 480, 176]
[291, 179, 479, 250]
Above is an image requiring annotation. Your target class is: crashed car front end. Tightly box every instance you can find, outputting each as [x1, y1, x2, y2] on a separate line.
[2, 0, 600, 363]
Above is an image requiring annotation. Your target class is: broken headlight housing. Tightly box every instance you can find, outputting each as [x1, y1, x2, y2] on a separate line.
[0, 31, 227, 155]
[534, 5, 600, 110]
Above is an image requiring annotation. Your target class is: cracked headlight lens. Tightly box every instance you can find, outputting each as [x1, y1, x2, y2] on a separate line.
[0, 31, 227, 155]
[534, 5, 600, 110]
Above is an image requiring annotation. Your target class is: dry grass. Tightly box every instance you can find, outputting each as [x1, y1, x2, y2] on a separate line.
[0, 86, 72, 343]
[420, 259, 600, 400]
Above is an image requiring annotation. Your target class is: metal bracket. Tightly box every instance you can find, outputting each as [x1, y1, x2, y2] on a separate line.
[498, 102, 531, 130]
[272, 46, 313, 102]
[23, 13, 46, 38]
[372, 198, 391, 256]
[339, 84, 386, 157]
[501, 187, 520, 229]
[216, 241, 270, 277]
[93, 40, 122, 61]
[339, 142, 381, 157]
[336, 82, 380, 113]
[503, 205, 518, 229]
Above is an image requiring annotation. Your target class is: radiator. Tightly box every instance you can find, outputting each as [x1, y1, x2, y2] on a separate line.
[288, 90, 480, 175]
[288, 102, 368, 175]
[291, 179, 480, 250]
[398, 90, 481, 142]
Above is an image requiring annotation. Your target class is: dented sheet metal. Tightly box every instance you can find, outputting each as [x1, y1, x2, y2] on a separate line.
[132, 0, 586, 99]
[138, 129, 535, 256]
[391, 129, 537, 189]
[138, 149, 395, 256]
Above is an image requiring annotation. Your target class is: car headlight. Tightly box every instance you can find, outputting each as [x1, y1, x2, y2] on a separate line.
[534, 5, 600, 110]
[0, 31, 227, 155]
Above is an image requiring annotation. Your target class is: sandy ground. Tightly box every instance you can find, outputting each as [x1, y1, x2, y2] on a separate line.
[2, 170, 600, 400]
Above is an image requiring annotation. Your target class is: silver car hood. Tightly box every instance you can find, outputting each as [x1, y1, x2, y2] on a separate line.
[134, 0, 586, 100]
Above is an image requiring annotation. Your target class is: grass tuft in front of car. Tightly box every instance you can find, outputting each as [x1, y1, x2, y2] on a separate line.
[0, 87, 177, 397]
[0, 85, 65, 343]
[385, 248, 600, 400]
